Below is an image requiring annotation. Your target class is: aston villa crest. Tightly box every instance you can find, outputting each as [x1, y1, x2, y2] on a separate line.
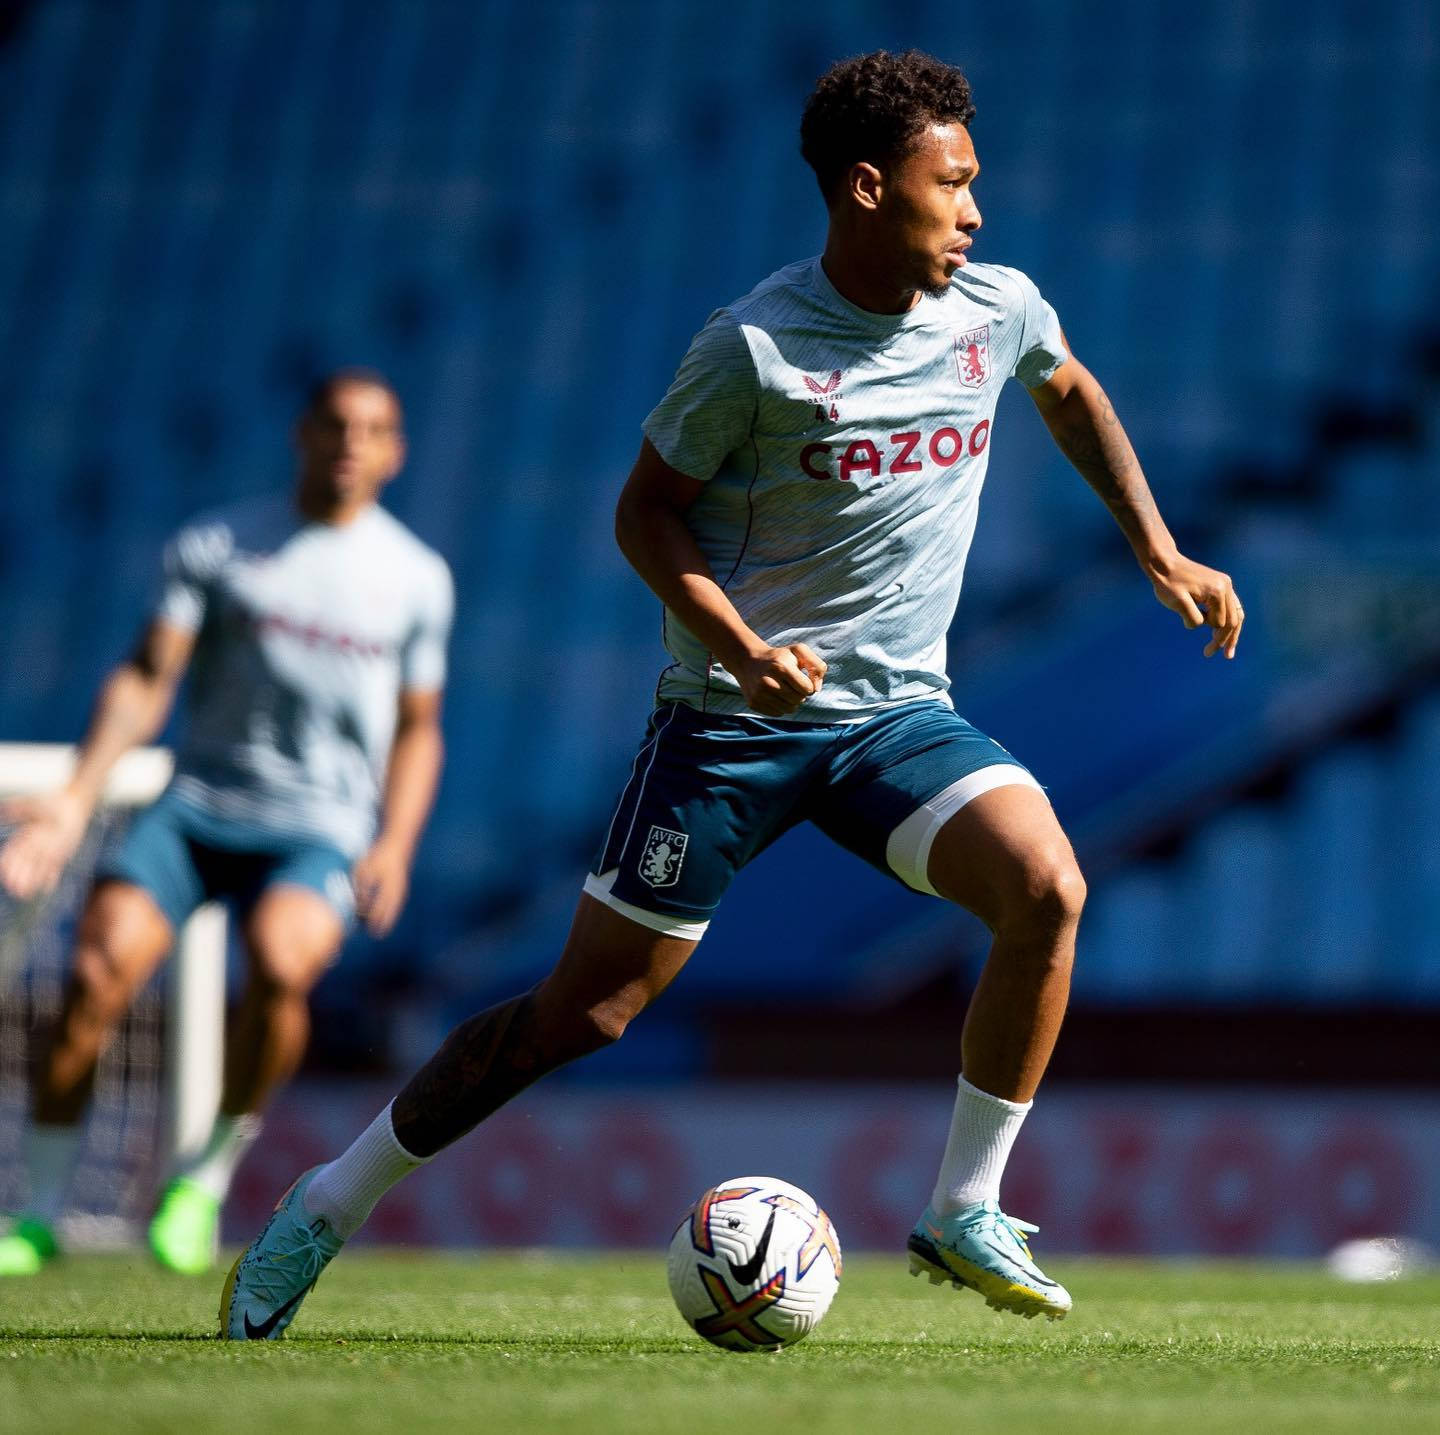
[954, 325, 990, 388]
[639, 826, 688, 888]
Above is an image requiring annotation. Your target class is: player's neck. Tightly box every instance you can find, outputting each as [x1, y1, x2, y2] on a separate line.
[293, 488, 374, 527]
[820, 238, 921, 316]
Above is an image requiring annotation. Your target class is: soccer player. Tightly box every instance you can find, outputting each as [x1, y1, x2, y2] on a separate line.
[223, 52, 1242, 1337]
[0, 371, 453, 1276]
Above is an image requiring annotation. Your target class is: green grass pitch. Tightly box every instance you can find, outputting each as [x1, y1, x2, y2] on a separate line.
[2, 1251, 1438, 1434]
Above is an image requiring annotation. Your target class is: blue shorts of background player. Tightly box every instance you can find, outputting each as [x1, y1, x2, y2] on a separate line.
[584, 699, 1043, 939]
[97, 787, 356, 934]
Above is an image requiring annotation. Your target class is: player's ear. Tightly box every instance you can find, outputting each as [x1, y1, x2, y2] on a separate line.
[848, 161, 883, 212]
[380, 432, 407, 485]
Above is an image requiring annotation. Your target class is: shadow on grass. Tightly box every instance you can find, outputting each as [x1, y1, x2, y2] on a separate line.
[0, 1329, 705, 1353]
[1, 1331, 221, 1343]
[0, 1329, 1075, 1363]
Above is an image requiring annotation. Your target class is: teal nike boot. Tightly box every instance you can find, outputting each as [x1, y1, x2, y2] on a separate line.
[907, 1199, 1071, 1320]
[220, 1169, 344, 1339]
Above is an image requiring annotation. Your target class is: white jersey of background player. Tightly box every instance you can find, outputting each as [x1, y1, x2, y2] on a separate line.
[0, 371, 452, 1278]
[163, 490, 450, 856]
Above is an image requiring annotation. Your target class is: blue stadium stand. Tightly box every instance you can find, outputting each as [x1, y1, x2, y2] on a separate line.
[0, 0, 1437, 1050]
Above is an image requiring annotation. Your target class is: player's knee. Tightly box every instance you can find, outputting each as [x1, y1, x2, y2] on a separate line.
[590, 1000, 636, 1047]
[534, 957, 655, 1057]
[541, 997, 635, 1058]
[244, 953, 316, 1003]
[68, 942, 134, 1027]
[243, 925, 335, 1001]
[1007, 852, 1086, 936]
[1044, 859, 1087, 925]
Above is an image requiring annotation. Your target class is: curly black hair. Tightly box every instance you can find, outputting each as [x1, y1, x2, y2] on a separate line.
[800, 50, 976, 204]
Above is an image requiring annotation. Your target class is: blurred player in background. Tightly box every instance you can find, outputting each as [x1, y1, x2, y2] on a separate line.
[224, 52, 1242, 1337]
[0, 371, 453, 1276]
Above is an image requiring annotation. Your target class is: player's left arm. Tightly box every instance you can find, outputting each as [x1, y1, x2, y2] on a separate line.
[1028, 352, 1244, 659]
[352, 687, 444, 937]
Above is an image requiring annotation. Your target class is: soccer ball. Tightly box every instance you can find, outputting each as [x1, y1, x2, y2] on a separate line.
[666, 1176, 842, 1352]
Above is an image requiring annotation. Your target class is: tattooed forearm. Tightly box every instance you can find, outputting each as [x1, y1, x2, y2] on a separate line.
[391, 991, 554, 1156]
[1051, 389, 1129, 474]
[1047, 387, 1161, 547]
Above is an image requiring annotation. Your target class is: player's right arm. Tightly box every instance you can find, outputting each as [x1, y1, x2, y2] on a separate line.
[0, 619, 195, 900]
[615, 438, 825, 717]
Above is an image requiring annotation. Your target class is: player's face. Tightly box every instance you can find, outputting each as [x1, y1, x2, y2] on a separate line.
[296, 382, 405, 512]
[879, 122, 983, 299]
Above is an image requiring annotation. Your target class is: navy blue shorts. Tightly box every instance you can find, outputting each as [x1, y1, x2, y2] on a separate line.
[584, 699, 1042, 938]
[96, 788, 356, 934]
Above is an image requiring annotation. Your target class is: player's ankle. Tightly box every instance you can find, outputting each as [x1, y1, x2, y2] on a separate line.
[303, 1101, 429, 1239]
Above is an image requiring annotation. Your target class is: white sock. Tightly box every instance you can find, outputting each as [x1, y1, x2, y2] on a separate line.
[170, 1114, 264, 1202]
[930, 1075, 1032, 1215]
[303, 1102, 429, 1239]
[22, 1124, 83, 1225]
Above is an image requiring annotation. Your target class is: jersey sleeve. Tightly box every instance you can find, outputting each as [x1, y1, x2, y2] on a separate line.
[155, 520, 231, 632]
[642, 310, 758, 480]
[400, 557, 454, 692]
[1003, 268, 1068, 389]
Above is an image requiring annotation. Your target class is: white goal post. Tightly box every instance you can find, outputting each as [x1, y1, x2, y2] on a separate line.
[0, 743, 225, 1189]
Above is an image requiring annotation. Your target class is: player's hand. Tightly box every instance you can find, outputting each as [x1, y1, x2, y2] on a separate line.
[351, 837, 411, 938]
[0, 789, 92, 901]
[1149, 552, 1244, 659]
[731, 642, 827, 716]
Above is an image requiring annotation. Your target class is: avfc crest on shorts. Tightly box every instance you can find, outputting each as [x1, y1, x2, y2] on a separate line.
[954, 325, 990, 389]
[639, 826, 688, 888]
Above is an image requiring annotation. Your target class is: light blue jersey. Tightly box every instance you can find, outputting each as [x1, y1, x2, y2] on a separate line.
[643, 257, 1066, 718]
[155, 495, 453, 857]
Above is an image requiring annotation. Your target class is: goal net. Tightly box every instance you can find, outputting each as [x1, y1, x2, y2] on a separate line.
[0, 745, 225, 1247]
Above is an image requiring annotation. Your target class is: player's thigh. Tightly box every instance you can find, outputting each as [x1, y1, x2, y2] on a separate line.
[92, 789, 207, 938]
[72, 879, 176, 1005]
[235, 836, 353, 989]
[810, 703, 1039, 898]
[925, 784, 1085, 931]
[809, 702, 1082, 925]
[537, 892, 699, 1035]
[241, 883, 347, 993]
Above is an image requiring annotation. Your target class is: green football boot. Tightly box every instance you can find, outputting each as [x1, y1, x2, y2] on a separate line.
[0, 1218, 59, 1276]
[148, 1178, 221, 1275]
